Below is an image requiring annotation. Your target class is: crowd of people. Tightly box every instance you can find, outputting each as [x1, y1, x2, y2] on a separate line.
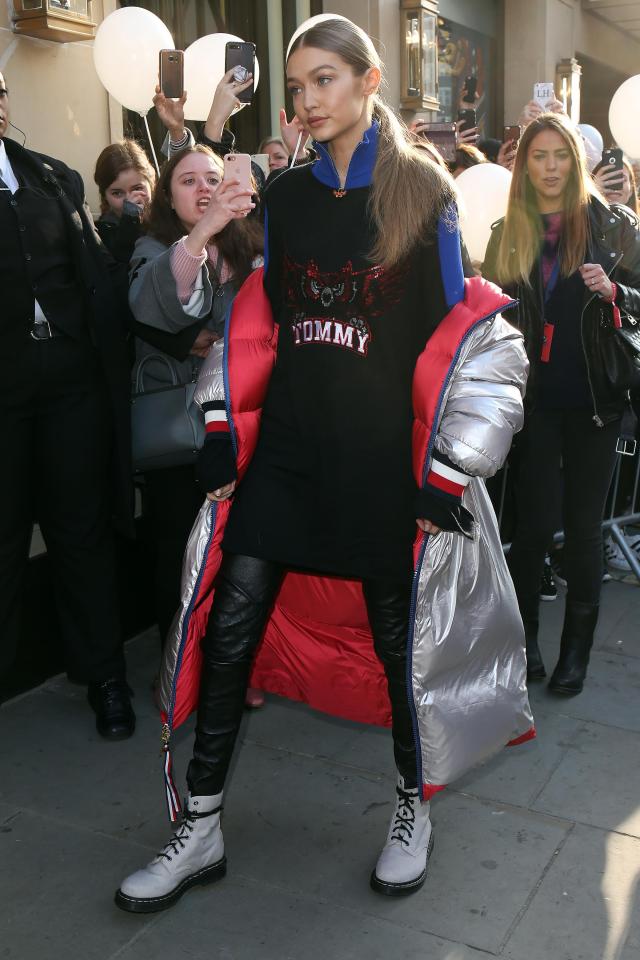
[1, 13, 639, 917]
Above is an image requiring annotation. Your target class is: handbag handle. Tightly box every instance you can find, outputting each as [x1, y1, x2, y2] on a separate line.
[135, 353, 180, 394]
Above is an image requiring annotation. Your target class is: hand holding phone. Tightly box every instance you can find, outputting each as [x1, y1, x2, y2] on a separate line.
[190, 174, 255, 247]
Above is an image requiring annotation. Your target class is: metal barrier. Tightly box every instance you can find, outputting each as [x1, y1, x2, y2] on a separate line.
[498, 442, 640, 584]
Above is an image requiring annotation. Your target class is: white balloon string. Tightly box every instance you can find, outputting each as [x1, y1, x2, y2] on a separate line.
[290, 130, 303, 168]
[143, 114, 161, 177]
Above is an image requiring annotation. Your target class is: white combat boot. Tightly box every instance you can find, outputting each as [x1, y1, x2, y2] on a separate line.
[370, 776, 434, 896]
[115, 793, 226, 913]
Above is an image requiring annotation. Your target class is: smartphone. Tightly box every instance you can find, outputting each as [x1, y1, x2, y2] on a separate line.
[457, 109, 477, 134]
[423, 123, 457, 163]
[224, 153, 253, 193]
[503, 124, 522, 146]
[462, 76, 477, 104]
[159, 49, 184, 99]
[602, 148, 624, 188]
[224, 41, 256, 104]
[533, 82, 555, 110]
[251, 153, 271, 180]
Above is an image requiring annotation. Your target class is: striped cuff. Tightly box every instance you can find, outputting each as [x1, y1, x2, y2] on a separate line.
[425, 451, 471, 503]
[202, 400, 230, 436]
[169, 130, 190, 151]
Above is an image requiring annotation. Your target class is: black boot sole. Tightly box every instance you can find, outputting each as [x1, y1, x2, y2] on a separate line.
[526, 667, 547, 683]
[370, 831, 434, 897]
[548, 679, 583, 696]
[114, 856, 227, 914]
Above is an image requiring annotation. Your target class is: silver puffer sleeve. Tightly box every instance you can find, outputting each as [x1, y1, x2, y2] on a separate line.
[433, 313, 529, 478]
[194, 338, 226, 411]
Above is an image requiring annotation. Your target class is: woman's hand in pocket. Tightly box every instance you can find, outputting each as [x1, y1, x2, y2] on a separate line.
[207, 481, 236, 502]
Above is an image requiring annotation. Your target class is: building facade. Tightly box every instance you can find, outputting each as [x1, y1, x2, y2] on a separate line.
[1, 1, 639, 207]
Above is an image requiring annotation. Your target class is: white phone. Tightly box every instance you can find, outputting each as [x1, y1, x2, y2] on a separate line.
[533, 82, 555, 110]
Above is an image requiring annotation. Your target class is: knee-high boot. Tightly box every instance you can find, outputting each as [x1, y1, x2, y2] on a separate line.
[548, 599, 598, 696]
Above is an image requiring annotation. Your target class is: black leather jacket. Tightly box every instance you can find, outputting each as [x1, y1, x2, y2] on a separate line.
[483, 197, 640, 425]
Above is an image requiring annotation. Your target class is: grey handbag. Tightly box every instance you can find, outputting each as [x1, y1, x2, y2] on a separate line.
[131, 354, 205, 473]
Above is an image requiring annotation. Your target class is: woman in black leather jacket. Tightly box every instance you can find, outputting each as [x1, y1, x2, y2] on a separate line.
[483, 113, 640, 696]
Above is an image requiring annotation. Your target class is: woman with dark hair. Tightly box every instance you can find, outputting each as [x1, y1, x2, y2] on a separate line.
[483, 114, 640, 694]
[128, 144, 261, 654]
[116, 17, 532, 913]
[93, 139, 156, 263]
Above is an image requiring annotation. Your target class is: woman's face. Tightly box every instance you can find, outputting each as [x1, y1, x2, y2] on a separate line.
[286, 46, 378, 143]
[169, 153, 223, 232]
[105, 168, 153, 217]
[264, 141, 289, 171]
[526, 129, 574, 208]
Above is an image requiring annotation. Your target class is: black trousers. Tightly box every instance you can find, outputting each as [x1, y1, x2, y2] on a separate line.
[143, 466, 203, 648]
[187, 552, 417, 796]
[0, 336, 124, 685]
[508, 407, 620, 606]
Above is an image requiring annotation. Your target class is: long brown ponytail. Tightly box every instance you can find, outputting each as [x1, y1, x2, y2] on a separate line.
[288, 18, 456, 268]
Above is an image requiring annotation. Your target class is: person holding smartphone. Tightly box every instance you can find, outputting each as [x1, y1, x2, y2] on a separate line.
[483, 114, 640, 695]
[126, 146, 262, 661]
[116, 17, 532, 914]
[593, 155, 638, 213]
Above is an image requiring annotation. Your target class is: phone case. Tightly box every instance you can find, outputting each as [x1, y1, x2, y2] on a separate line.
[159, 50, 184, 100]
[224, 42, 256, 103]
[533, 82, 555, 109]
[458, 110, 476, 132]
[503, 125, 521, 144]
[224, 153, 252, 193]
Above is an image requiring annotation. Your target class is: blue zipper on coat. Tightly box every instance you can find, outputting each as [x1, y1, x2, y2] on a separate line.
[406, 301, 517, 799]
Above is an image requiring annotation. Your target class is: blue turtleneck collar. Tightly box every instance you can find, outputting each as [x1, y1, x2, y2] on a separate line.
[311, 120, 379, 191]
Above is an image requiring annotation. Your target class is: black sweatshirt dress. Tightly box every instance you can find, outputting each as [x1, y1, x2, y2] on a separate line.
[223, 123, 452, 582]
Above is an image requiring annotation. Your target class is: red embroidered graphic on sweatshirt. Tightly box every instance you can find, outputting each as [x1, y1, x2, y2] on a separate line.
[283, 257, 407, 357]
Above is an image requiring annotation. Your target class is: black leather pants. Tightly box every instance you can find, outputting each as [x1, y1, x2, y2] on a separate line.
[187, 553, 418, 796]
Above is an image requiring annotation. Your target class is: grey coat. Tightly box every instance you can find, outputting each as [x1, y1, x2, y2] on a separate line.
[128, 234, 236, 392]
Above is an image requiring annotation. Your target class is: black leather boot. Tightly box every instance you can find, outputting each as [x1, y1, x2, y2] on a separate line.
[548, 600, 599, 696]
[87, 678, 135, 740]
[518, 594, 546, 682]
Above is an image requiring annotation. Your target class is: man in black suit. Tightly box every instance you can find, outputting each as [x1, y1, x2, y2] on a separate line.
[0, 72, 135, 739]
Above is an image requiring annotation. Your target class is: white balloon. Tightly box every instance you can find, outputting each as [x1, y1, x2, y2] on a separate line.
[93, 7, 173, 115]
[609, 75, 640, 159]
[456, 164, 512, 263]
[286, 13, 350, 60]
[183, 34, 260, 122]
[577, 123, 603, 155]
[577, 123, 603, 171]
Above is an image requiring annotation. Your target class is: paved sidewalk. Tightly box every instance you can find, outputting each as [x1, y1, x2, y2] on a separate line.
[2, 579, 639, 960]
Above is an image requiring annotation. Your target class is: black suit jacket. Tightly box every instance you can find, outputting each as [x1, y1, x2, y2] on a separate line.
[3, 137, 134, 535]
